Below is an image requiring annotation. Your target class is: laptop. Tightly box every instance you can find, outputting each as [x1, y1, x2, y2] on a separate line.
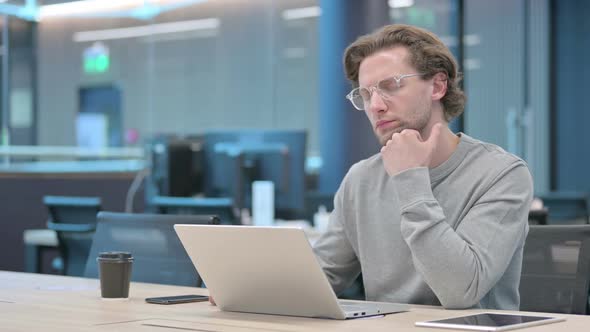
[174, 224, 409, 319]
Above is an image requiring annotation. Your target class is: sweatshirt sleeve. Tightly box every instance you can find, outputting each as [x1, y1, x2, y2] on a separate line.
[393, 163, 532, 309]
[312, 176, 361, 295]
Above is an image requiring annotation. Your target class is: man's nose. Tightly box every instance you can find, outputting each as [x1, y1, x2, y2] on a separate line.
[367, 89, 387, 114]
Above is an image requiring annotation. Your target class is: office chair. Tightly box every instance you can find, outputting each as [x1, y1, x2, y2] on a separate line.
[84, 211, 220, 287]
[150, 195, 239, 225]
[519, 225, 590, 314]
[44, 195, 102, 276]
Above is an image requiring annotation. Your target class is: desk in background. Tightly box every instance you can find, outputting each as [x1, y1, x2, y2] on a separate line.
[1, 271, 589, 331]
[0, 160, 145, 273]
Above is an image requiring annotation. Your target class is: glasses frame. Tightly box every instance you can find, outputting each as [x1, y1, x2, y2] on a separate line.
[346, 73, 424, 111]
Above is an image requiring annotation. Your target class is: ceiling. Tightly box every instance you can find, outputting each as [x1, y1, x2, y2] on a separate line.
[0, 0, 207, 21]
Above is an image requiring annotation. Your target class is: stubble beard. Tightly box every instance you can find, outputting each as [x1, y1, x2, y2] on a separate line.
[375, 114, 431, 146]
[374, 99, 433, 146]
[376, 124, 405, 146]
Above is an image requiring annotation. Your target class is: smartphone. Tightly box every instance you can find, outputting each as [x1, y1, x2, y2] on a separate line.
[145, 294, 209, 305]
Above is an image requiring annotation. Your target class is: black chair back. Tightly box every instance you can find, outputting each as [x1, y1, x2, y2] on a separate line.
[520, 225, 590, 314]
[84, 211, 219, 287]
[151, 195, 238, 225]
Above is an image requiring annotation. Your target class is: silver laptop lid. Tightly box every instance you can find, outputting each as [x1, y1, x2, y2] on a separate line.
[174, 225, 346, 319]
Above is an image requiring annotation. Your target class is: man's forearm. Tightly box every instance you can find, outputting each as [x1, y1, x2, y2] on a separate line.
[392, 166, 531, 308]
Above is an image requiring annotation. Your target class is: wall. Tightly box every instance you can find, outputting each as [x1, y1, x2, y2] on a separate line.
[554, 0, 590, 191]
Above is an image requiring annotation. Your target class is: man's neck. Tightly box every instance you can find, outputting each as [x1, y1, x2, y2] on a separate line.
[429, 126, 460, 169]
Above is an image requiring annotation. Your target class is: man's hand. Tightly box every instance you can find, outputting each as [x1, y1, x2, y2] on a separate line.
[209, 295, 216, 306]
[380, 123, 442, 176]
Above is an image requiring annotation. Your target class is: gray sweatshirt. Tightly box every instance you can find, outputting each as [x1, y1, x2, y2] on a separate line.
[312, 133, 533, 310]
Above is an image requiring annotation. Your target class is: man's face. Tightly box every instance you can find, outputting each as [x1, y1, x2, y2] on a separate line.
[357, 46, 435, 146]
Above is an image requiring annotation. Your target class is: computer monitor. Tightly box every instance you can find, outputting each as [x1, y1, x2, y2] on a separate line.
[202, 129, 306, 219]
[146, 134, 204, 198]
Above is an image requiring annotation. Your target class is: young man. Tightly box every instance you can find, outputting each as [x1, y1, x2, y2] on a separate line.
[312, 24, 533, 310]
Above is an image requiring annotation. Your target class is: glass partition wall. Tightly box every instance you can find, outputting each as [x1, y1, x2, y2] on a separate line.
[390, 0, 550, 193]
[34, 0, 319, 153]
[0, 0, 550, 191]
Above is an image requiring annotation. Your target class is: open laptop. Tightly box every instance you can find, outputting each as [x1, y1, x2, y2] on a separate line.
[174, 224, 409, 319]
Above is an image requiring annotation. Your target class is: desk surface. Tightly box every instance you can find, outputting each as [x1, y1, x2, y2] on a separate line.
[1, 271, 588, 331]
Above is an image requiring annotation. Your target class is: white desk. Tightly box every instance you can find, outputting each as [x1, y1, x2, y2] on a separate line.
[1, 271, 588, 331]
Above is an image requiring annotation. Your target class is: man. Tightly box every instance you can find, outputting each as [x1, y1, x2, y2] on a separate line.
[312, 24, 533, 310]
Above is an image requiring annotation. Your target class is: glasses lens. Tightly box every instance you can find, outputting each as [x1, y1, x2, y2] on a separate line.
[356, 88, 373, 110]
[358, 88, 371, 102]
[377, 77, 399, 97]
[348, 89, 366, 110]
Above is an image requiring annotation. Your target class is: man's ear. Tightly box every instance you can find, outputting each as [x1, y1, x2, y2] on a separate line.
[431, 72, 448, 101]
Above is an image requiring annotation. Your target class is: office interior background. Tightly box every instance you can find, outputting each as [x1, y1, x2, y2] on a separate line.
[1, 0, 590, 314]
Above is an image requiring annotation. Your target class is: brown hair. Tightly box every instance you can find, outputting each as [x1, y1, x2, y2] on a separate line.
[343, 24, 466, 121]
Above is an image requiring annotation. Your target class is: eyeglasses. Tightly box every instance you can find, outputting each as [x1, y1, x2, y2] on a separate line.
[346, 73, 424, 111]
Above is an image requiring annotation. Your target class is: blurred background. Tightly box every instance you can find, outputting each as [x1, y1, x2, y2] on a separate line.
[0, 0, 588, 279]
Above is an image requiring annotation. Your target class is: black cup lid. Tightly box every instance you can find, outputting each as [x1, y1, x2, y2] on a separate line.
[98, 252, 132, 260]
